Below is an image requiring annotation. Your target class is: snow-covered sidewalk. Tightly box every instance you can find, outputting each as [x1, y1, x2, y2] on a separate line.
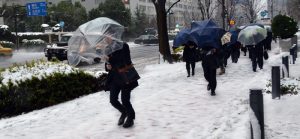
[0, 42, 300, 139]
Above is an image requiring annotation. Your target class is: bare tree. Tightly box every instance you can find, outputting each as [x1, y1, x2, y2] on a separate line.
[197, 0, 219, 20]
[240, 0, 264, 23]
[286, 0, 300, 22]
[151, 0, 180, 63]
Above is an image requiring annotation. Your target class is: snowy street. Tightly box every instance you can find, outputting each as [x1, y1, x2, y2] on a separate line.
[0, 42, 300, 139]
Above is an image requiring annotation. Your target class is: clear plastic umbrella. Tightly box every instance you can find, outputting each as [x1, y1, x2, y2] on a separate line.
[68, 17, 124, 66]
[238, 25, 267, 46]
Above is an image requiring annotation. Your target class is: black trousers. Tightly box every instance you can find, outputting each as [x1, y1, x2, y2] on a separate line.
[251, 53, 263, 71]
[202, 65, 217, 92]
[186, 61, 195, 75]
[110, 84, 135, 119]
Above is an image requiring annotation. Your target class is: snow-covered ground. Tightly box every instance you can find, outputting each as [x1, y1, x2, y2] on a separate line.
[0, 42, 300, 139]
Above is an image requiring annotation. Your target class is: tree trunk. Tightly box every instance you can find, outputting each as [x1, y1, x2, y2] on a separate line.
[154, 2, 173, 63]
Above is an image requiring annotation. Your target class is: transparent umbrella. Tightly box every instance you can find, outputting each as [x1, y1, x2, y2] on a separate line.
[238, 25, 267, 46]
[68, 17, 124, 66]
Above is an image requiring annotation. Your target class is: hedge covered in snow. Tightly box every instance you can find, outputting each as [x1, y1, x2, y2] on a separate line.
[0, 60, 107, 118]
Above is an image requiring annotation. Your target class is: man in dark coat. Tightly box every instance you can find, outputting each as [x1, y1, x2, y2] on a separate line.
[265, 31, 273, 50]
[183, 41, 197, 77]
[105, 41, 139, 128]
[230, 42, 241, 63]
[248, 41, 264, 72]
[201, 46, 218, 96]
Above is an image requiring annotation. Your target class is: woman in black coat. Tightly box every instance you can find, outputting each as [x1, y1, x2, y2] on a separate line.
[105, 41, 139, 128]
[201, 46, 218, 96]
[183, 41, 197, 77]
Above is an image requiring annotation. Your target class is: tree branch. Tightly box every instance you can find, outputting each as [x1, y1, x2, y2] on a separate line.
[166, 0, 181, 14]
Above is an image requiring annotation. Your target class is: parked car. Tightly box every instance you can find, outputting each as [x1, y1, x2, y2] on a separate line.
[0, 44, 12, 56]
[134, 35, 159, 44]
[44, 33, 72, 61]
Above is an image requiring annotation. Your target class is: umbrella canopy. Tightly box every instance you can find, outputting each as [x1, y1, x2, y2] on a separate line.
[173, 28, 196, 47]
[264, 25, 272, 32]
[238, 25, 267, 46]
[190, 19, 225, 48]
[67, 17, 124, 66]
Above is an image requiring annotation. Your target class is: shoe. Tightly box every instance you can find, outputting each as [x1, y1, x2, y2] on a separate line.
[207, 84, 211, 91]
[211, 91, 216, 96]
[123, 118, 134, 128]
[192, 72, 195, 76]
[118, 113, 127, 125]
[187, 75, 190, 77]
[253, 69, 256, 72]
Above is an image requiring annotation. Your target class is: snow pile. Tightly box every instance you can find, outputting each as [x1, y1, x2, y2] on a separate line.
[21, 39, 45, 44]
[0, 61, 78, 86]
[0, 25, 9, 30]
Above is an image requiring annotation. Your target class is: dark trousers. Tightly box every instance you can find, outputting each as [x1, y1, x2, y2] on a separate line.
[110, 85, 135, 119]
[186, 61, 195, 75]
[202, 65, 217, 92]
[251, 54, 263, 71]
[231, 49, 240, 63]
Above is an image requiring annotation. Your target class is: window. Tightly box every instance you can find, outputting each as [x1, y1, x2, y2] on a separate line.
[148, 6, 154, 13]
[139, 5, 146, 12]
[95, 0, 102, 4]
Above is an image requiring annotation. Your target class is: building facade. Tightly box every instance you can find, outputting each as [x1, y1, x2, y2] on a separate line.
[127, 0, 201, 30]
[0, 0, 201, 30]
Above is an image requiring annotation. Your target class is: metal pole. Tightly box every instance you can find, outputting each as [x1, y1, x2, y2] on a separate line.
[250, 89, 264, 139]
[272, 66, 280, 99]
[14, 6, 19, 50]
[270, 0, 274, 19]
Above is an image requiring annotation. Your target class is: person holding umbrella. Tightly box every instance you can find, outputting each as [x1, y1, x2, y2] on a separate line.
[105, 39, 139, 128]
[68, 17, 139, 128]
[183, 41, 197, 77]
[201, 45, 218, 96]
[237, 25, 267, 72]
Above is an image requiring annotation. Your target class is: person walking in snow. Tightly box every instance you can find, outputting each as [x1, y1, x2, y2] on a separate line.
[105, 37, 139, 128]
[201, 46, 218, 96]
[183, 41, 197, 77]
[230, 41, 241, 63]
[248, 41, 265, 72]
[264, 31, 273, 50]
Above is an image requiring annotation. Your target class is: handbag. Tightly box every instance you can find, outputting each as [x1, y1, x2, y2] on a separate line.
[118, 64, 140, 85]
[263, 51, 269, 60]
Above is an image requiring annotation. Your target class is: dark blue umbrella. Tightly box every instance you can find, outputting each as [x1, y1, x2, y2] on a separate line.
[190, 19, 225, 48]
[173, 28, 196, 48]
[227, 30, 239, 46]
[191, 19, 218, 29]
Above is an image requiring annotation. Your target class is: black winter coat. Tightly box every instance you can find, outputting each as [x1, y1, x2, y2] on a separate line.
[183, 46, 197, 62]
[105, 43, 138, 90]
[201, 48, 218, 69]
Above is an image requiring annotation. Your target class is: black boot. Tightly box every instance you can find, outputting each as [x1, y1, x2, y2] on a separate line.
[123, 118, 134, 128]
[211, 91, 216, 96]
[192, 69, 195, 76]
[118, 113, 127, 125]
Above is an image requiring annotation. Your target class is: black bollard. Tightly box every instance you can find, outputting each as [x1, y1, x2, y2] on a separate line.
[250, 89, 264, 139]
[272, 66, 281, 99]
[282, 56, 289, 78]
